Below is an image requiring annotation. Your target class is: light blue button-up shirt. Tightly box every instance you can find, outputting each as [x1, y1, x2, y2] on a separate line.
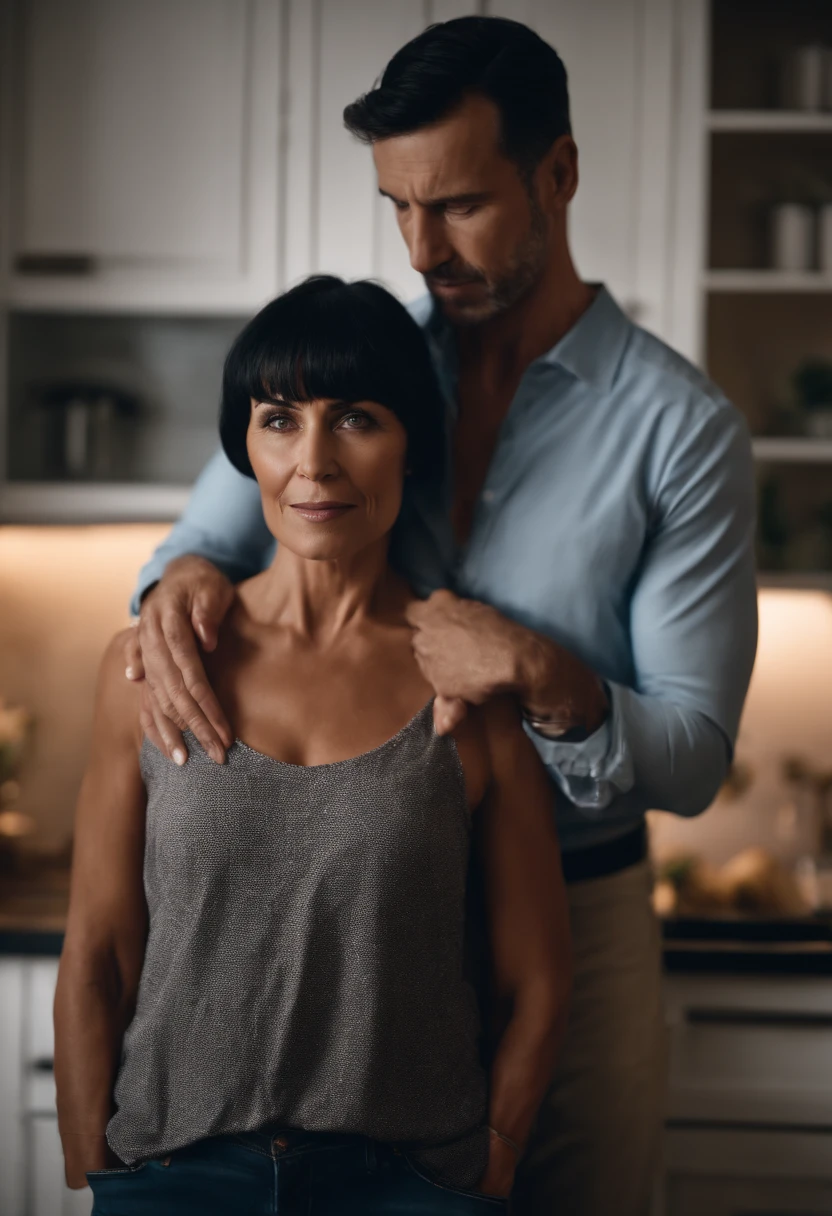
[133, 286, 758, 853]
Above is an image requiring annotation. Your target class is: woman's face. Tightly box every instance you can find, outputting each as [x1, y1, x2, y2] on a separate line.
[246, 395, 409, 561]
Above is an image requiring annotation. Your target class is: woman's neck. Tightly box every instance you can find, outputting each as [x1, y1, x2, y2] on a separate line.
[239, 537, 409, 645]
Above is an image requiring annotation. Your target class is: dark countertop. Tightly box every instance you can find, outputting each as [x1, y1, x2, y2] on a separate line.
[3, 870, 832, 975]
[662, 914, 832, 976]
[0, 865, 70, 955]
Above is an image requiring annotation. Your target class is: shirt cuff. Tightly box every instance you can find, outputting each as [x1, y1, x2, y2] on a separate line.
[130, 563, 167, 617]
[522, 681, 635, 811]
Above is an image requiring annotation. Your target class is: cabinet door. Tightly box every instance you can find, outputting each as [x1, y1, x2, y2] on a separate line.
[666, 1174, 832, 1216]
[28, 1114, 93, 1216]
[0, 959, 91, 1216]
[0, 960, 26, 1216]
[283, 0, 478, 303]
[485, 0, 674, 338]
[10, 0, 280, 311]
[661, 1127, 832, 1216]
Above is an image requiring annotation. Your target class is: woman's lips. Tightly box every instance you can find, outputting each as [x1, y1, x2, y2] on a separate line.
[289, 502, 356, 523]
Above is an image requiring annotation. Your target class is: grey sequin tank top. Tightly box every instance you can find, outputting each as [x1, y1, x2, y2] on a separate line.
[106, 699, 490, 1188]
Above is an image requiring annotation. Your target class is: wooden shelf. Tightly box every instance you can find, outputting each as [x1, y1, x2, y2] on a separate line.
[704, 271, 832, 293]
[708, 111, 832, 133]
[0, 483, 190, 524]
[753, 438, 832, 463]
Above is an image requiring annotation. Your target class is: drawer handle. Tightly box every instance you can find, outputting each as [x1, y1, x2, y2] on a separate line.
[686, 1008, 832, 1029]
[29, 1056, 54, 1072]
[14, 254, 95, 276]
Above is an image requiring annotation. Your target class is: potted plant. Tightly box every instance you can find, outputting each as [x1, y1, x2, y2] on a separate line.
[792, 359, 832, 439]
[0, 698, 35, 874]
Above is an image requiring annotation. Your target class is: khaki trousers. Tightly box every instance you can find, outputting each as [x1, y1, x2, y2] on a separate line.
[511, 858, 668, 1216]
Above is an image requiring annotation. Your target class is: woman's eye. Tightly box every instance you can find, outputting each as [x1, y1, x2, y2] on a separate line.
[339, 412, 372, 430]
[265, 413, 295, 432]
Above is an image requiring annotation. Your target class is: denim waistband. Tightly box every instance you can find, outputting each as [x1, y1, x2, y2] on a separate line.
[226, 1125, 372, 1160]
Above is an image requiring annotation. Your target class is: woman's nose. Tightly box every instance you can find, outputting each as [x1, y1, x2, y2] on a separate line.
[296, 426, 339, 481]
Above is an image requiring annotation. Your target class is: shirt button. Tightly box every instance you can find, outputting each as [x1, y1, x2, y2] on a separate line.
[481, 490, 496, 503]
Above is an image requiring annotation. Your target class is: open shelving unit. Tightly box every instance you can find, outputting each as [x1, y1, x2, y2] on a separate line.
[700, 0, 832, 588]
[753, 438, 832, 463]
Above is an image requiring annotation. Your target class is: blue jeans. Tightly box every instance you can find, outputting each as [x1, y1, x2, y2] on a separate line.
[85, 1127, 509, 1214]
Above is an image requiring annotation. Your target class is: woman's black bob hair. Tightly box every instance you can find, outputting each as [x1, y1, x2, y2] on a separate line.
[220, 275, 446, 484]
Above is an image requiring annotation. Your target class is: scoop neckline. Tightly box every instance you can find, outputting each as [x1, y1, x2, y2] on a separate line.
[226, 697, 437, 772]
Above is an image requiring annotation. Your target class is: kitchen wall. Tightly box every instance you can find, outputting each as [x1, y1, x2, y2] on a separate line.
[650, 587, 832, 866]
[0, 524, 167, 852]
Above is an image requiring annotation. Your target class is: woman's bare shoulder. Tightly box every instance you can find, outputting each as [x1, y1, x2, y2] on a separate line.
[93, 629, 144, 752]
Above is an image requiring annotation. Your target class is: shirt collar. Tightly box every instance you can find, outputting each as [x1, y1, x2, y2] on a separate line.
[538, 284, 632, 393]
[422, 282, 633, 397]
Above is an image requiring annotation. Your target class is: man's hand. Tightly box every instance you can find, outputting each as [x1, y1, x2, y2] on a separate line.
[124, 556, 235, 764]
[405, 589, 608, 737]
[406, 591, 525, 734]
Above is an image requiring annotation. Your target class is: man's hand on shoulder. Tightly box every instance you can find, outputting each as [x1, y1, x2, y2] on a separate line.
[406, 590, 527, 735]
[123, 556, 235, 765]
[405, 589, 608, 739]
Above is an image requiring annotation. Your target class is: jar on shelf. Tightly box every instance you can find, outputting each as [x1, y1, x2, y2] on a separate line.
[780, 45, 826, 111]
[770, 203, 815, 271]
[819, 203, 832, 274]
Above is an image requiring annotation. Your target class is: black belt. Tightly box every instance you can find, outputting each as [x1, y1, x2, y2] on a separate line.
[561, 821, 647, 884]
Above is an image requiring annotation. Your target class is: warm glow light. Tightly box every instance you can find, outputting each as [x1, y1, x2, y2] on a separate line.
[0, 524, 169, 851]
[750, 590, 832, 752]
[650, 588, 832, 866]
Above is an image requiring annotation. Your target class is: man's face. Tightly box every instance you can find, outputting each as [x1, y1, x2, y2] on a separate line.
[373, 93, 560, 325]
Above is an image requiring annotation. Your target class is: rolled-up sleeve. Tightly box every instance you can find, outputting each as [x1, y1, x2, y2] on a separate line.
[527, 405, 758, 819]
[131, 448, 274, 615]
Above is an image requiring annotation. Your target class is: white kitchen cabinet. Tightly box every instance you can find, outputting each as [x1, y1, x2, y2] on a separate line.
[485, 0, 676, 339]
[5, 0, 681, 324]
[5, 0, 281, 313]
[283, 0, 479, 305]
[660, 1126, 832, 1215]
[656, 972, 832, 1216]
[665, 974, 832, 1126]
[0, 956, 92, 1216]
[0, 958, 27, 1216]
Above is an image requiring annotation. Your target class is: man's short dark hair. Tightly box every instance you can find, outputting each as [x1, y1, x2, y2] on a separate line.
[343, 16, 571, 178]
[220, 275, 446, 484]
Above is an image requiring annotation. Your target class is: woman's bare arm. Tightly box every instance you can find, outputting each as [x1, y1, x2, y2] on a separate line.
[54, 631, 149, 1189]
[476, 697, 573, 1197]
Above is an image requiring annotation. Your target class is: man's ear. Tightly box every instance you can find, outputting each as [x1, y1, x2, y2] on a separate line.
[550, 135, 579, 207]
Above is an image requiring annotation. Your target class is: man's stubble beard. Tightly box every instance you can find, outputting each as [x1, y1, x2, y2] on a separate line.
[430, 192, 549, 327]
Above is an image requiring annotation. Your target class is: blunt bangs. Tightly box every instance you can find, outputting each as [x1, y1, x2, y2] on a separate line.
[220, 275, 446, 483]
